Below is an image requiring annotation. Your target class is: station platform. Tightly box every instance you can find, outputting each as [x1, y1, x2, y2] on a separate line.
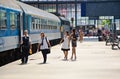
[0, 39, 120, 79]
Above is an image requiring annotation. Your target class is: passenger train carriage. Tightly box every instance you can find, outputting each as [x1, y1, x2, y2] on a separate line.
[0, 0, 69, 66]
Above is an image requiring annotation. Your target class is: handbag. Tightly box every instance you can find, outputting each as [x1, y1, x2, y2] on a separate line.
[29, 49, 32, 55]
[45, 49, 50, 54]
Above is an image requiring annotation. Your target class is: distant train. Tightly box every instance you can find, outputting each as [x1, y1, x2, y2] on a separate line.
[0, 0, 70, 66]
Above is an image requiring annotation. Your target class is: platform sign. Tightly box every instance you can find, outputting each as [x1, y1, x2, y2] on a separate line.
[114, 16, 120, 19]
[99, 16, 114, 20]
[81, 1, 120, 17]
[89, 17, 99, 20]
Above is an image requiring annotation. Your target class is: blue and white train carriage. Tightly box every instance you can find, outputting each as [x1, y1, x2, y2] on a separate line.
[0, 0, 61, 66]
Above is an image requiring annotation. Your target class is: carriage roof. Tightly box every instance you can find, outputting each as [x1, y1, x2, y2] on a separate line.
[0, 0, 60, 22]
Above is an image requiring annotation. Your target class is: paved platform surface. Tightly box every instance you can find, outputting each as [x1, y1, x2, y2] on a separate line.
[0, 41, 120, 79]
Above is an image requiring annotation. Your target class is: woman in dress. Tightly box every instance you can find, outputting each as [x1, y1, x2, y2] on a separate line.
[60, 31, 70, 60]
[79, 29, 84, 43]
[71, 29, 77, 60]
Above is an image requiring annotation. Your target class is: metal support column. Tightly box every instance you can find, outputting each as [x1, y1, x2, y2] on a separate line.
[38, 0, 39, 8]
[75, 0, 77, 28]
[56, 0, 58, 15]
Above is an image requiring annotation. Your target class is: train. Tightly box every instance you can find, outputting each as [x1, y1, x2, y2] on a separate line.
[0, 0, 70, 66]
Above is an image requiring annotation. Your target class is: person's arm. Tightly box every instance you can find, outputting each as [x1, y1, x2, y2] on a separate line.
[72, 35, 76, 41]
[68, 36, 70, 47]
[19, 37, 23, 48]
[29, 37, 32, 49]
[30, 43, 32, 49]
[37, 38, 41, 51]
[20, 37, 23, 45]
[48, 41, 51, 47]
[37, 43, 40, 51]
[60, 38, 64, 44]
[46, 37, 51, 47]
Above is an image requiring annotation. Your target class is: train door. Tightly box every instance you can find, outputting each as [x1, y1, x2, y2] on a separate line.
[23, 14, 30, 34]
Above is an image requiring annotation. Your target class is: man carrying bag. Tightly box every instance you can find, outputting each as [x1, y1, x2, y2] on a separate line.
[37, 32, 51, 64]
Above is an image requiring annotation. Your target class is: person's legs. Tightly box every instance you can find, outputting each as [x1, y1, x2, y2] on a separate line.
[21, 51, 26, 64]
[21, 56, 24, 64]
[21, 47, 25, 64]
[63, 51, 66, 59]
[74, 47, 76, 60]
[71, 47, 76, 60]
[65, 51, 68, 60]
[42, 51, 47, 63]
[25, 55, 28, 64]
[24, 48, 29, 64]
[71, 47, 74, 60]
[43, 53, 47, 63]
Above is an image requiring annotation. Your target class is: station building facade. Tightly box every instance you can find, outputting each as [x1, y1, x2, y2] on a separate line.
[20, 0, 120, 34]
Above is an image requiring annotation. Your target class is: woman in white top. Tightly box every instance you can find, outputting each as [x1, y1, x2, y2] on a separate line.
[37, 32, 51, 64]
[60, 31, 70, 60]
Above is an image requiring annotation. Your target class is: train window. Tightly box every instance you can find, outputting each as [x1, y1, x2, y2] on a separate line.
[46, 25, 47, 29]
[38, 19, 41, 29]
[10, 12, 16, 29]
[41, 24, 43, 29]
[31, 17, 35, 30]
[25, 15, 29, 30]
[36, 24, 38, 29]
[39, 24, 41, 29]
[41, 19, 47, 29]
[17, 13, 20, 29]
[48, 25, 50, 29]
[33, 23, 35, 29]
[53, 26, 55, 29]
[49, 25, 51, 29]
[47, 25, 49, 29]
[54, 26, 57, 29]
[43, 25, 45, 29]
[42, 25, 44, 29]
[35, 19, 37, 29]
[54, 26, 56, 29]
[46, 25, 48, 29]
[47, 20, 51, 29]
[51, 26, 53, 29]
[0, 10, 7, 30]
[37, 19, 39, 29]
[36, 19, 38, 29]
[44, 25, 46, 29]
[45, 25, 46, 29]
[50, 26, 51, 30]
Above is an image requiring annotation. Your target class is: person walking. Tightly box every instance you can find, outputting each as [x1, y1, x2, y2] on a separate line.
[20, 30, 32, 64]
[70, 29, 77, 60]
[60, 31, 70, 60]
[79, 29, 84, 43]
[37, 32, 51, 64]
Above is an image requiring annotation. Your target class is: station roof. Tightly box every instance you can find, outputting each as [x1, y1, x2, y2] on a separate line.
[20, 0, 120, 2]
